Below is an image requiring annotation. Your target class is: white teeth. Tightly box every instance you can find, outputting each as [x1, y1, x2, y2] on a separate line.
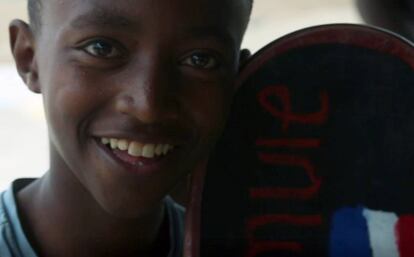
[128, 142, 143, 157]
[162, 144, 169, 155]
[117, 139, 129, 151]
[155, 144, 164, 156]
[110, 139, 118, 149]
[142, 144, 155, 158]
[101, 138, 110, 144]
[101, 137, 175, 159]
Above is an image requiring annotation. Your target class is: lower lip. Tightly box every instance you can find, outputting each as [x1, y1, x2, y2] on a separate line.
[95, 139, 178, 174]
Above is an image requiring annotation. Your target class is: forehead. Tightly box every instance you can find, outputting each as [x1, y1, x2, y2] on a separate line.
[42, 0, 249, 44]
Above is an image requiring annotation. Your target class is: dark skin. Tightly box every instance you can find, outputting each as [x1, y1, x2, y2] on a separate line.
[9, 0, 251, 256]
[356, 0, 414, 41]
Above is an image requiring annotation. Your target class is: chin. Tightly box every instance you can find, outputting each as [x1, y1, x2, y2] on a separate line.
[100, 194, 165, 219]
[86, 179, 166, 219]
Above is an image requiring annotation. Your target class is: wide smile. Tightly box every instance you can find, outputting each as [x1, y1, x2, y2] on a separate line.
[95, 137, 180, 174]
[102, 137, 175, 158]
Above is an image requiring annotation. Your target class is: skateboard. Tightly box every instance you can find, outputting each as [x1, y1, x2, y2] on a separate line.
[185, 24, 414, 257]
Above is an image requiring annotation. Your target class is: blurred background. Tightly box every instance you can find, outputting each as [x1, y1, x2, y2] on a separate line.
[0, 0, 362, 190]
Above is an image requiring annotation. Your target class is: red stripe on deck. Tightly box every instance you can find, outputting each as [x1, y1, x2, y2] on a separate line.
[396, 215, 414, 257]
[256, 138, 321, 148]
[257, 86, 329, 132]
[246, 241, 303, 257]
[247, 214, 323, 231]
[245, 215, 322, 257]
[251, 153, 321, 199]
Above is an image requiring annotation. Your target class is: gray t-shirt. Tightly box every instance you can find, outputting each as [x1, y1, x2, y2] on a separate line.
[0, 179, 185, 257]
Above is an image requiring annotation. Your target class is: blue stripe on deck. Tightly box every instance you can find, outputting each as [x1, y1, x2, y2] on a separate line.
[329, 206, 372, 257]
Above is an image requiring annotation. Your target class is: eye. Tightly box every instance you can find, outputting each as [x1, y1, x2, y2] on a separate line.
[181, 52, 220, 70]
[82, 39, 123, 59]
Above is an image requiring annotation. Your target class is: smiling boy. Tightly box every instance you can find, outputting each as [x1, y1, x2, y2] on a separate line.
[1, 0, 252, 256]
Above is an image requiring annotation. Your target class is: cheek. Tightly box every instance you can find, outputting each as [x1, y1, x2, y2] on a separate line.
[42, 65, 106, 147]
[183, 82, 233, 142]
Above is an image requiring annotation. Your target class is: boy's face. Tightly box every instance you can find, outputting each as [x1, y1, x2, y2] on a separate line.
[15, 0, 250, 216]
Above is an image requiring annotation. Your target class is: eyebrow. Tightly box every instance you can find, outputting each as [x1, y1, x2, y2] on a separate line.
[70, 10, 136, 30]
[69, 8, 236, 48]
[182, 26, 236, 49]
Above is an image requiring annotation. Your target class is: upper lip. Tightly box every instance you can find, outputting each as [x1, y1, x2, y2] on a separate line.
[93, 133, 184, 146]
[91, 126, 193, 147]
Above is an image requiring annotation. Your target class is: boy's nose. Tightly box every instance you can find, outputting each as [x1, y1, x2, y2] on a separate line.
[115, 61, 179, 124]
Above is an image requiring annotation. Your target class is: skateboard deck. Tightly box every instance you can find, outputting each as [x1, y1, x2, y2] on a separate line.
[185, 24, 414, 257]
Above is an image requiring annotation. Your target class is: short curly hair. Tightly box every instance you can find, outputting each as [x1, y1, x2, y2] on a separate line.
[28, 0, 253, 32]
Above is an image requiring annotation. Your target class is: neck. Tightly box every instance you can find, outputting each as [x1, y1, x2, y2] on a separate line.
[17, 168, 169, 257]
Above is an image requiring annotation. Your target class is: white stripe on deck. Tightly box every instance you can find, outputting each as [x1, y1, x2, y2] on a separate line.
[363, 208, 399, 257]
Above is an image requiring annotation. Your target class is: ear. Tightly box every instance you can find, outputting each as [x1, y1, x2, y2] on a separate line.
[238, 48, 252, 71]
[9, 19, 41, 94]
[232, 48, 251, 92]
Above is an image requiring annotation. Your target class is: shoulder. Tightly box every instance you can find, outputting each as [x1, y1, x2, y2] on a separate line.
[165, 196, 185, 235]
[0, 179, 38, 257]
[165, 196, 186, 257]
[0, 189, 17, 257]
[165, 196, 185, 221]
[165, 196, 185, 237]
